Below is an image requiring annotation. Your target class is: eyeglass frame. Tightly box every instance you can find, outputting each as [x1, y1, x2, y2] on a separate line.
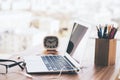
[0, 59, 26, 74]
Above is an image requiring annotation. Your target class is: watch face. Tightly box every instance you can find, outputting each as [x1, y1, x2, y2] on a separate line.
[44, 36, 58, 49]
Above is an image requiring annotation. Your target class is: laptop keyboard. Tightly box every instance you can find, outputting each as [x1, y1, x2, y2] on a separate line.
[41, 55, 75, 71]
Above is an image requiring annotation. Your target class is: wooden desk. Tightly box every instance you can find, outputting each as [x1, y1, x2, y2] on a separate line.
[0, 39, 120, 80]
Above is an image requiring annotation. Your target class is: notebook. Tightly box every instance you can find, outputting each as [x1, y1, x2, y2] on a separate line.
[24, 23, 88, 74]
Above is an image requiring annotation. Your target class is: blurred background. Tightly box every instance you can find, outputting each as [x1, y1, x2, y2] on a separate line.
[0, 0, 120, 53]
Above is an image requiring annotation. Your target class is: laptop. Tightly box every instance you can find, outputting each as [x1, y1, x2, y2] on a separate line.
[24, 23, 88, 74]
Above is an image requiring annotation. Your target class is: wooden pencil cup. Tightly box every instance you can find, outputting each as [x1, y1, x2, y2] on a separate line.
[95, 39, 117, 66]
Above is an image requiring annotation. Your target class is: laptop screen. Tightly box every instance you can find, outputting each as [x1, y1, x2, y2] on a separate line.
[66, 23, 88, 55]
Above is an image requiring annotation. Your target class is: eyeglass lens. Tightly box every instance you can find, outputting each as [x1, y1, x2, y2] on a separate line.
[0, 64, 7, 74]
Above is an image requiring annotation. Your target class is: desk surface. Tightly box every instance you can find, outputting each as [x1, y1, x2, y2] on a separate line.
[0, 39, 120, 80]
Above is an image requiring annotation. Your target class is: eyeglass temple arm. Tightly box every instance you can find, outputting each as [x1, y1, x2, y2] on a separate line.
[8, 62, 25, 70]
[0, 59, 25, 70]
[0, 59, 17, 62]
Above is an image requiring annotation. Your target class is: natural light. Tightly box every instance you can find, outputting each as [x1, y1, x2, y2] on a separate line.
[0, 0, 120, 53]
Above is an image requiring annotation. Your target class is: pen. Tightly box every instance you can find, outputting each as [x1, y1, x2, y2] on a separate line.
[107, 25, 112, 35]
[96, 26, 99, 32]
[96, 24, 118, 39]
[109, 27, 118, 39]
[97, 26, 102, 38]
[103, 25, 107, 38]
[112, 27, 119, 39]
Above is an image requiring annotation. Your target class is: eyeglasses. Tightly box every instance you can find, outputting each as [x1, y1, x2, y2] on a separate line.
[0, 59, 26, 74]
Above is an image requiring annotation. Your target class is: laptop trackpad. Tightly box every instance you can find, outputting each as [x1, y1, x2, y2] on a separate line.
[24, 56, 48, 73]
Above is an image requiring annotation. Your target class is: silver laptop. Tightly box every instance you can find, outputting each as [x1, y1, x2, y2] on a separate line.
[24, 23, 88, 74]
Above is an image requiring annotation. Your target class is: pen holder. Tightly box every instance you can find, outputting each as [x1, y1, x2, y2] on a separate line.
[95, 39, 117, 66]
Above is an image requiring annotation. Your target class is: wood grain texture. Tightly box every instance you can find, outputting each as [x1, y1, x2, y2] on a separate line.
[95, 39, 117, 66]
[0, 38, 119, 80]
